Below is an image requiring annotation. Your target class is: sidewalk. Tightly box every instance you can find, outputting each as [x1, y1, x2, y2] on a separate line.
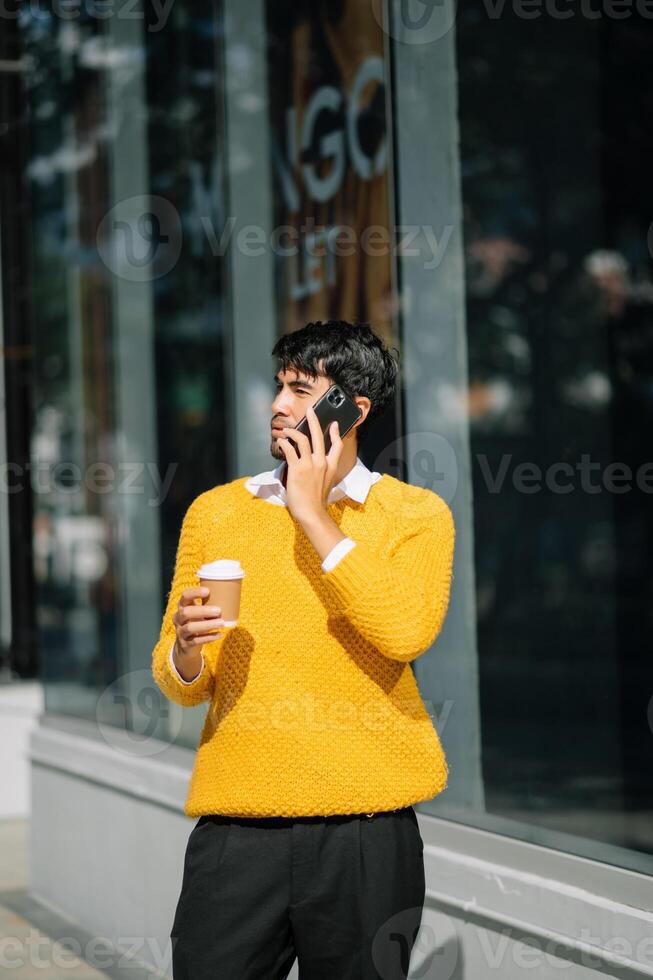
[0, 819, 161, 978]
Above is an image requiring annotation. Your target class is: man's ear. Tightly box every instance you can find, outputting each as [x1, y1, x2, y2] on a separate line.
[353, 396, 371, 428]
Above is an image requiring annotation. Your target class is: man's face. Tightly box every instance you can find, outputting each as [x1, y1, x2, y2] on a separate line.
[270, 366, 337, 460]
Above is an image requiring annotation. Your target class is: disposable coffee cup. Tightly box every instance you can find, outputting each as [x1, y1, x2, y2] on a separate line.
[197, 559, 245, 628]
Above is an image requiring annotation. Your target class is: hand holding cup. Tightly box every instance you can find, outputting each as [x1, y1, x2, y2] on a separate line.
[197, 560, 245, 626]
[173, 587, 225, 653]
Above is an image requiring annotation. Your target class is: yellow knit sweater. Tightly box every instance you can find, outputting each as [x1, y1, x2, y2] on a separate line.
[151, 472, 455, 818]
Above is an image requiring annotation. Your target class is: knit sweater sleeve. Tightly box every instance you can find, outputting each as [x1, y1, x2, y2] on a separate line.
[322, 493, 455, 663]
[150, 496, 215, 707]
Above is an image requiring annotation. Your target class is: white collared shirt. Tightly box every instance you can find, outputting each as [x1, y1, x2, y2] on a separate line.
[171, 456, 382, 684]
[245, 454, 382, 570]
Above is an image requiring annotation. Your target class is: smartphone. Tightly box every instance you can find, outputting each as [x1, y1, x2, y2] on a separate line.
[293, 384, 362, 454]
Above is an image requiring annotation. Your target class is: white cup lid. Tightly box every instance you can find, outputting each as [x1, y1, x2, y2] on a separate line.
[197, 559, 245, 580]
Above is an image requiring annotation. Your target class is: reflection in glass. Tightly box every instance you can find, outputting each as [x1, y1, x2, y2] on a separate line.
[456, 6, 653, 867]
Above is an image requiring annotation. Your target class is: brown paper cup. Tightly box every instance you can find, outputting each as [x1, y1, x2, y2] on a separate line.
[197, 559, 245, 629]
[199, 577, 242, 628]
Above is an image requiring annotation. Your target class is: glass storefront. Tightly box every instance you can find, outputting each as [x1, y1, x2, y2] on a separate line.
[3, 0, 652, 878]
[448, 4, 653, 872]
[17, 0, 232, 736]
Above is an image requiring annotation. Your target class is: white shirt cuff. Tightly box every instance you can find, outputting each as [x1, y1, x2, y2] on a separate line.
[169, 640, 204, 684]
[322, 537, 356, 573]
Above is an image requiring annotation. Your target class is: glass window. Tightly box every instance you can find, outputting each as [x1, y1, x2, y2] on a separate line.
[20, 0, 229, 743]
[264, 0, 402, 467]
[400, 2, 653, 876]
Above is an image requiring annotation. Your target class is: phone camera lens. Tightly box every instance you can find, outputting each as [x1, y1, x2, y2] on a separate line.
[329, 387, 344, 407]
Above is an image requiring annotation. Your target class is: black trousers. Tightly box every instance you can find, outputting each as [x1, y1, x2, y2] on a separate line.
[170, 805, 426, 980]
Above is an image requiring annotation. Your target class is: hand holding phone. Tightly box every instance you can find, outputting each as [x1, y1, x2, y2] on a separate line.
[293, 384, 362, 454]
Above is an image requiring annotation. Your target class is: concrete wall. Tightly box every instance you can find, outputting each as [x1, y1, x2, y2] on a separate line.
[1, 681, 43, 819]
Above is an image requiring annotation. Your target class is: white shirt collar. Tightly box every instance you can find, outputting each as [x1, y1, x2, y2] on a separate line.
[245, 455, 383, 507]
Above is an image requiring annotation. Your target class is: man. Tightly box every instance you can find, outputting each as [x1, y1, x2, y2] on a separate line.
[151, 320, 455, 979]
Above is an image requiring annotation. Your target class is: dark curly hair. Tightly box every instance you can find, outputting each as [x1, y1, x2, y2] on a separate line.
[270, 320, 399, 444]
